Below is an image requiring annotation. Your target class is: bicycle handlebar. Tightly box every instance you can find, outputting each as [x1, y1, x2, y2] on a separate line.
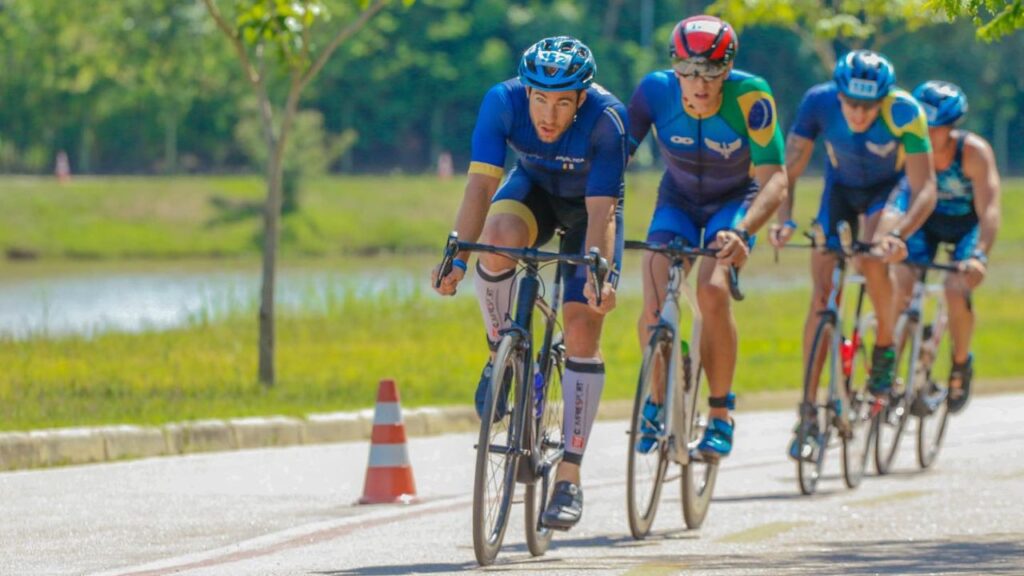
[434, 232, 610, 306]
[624, 239, 744, 302]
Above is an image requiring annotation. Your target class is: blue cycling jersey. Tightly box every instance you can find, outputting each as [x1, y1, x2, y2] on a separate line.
[934, 133, 975, 217]
[791, 82, 931, 191]
[469, 79, 628, 198]
[628, 69, 784, 216]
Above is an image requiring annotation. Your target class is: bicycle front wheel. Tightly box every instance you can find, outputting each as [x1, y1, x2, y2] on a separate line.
[798, 318, 836, 495]
[842, 314, 874, 489]
[681, 362, 718, 529]
[626, 327, 671, 539]
[472, 335, 522, 566]
[917, 325, 950, 469]
[524, 339, 564, 556]
[875, 317, 916, 475]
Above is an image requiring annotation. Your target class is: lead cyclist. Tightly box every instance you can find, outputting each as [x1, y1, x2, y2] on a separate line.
[431, 36, 628, 531]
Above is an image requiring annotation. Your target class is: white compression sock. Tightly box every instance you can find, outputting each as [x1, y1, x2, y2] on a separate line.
[562, 357, 605, 465]
[473, 261, 516, 347]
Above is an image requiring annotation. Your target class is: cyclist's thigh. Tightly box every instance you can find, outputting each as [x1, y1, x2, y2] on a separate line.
[862, 190, 897, 242]
[810, 249, 837, 305]
[702, 197, 754, 248]
[555, 195, 624, 305]
[905, 225, 938, 266]
[818, 182, 860, 250]
[485, 169, 557, 248]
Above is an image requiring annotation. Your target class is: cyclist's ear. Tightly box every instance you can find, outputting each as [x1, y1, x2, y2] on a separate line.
[576, 89, 587, 109]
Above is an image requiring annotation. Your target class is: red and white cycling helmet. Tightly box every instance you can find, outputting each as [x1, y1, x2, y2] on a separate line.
[669, 15, 738, 78]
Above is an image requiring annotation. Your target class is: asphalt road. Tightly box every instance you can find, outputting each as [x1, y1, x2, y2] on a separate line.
[3, 394, 1023, 576]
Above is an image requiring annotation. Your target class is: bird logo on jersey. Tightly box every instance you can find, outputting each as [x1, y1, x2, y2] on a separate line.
[705, 138, 742, 159]
[866, 141, 897, 158]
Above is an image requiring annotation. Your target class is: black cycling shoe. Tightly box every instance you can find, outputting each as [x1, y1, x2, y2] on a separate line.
[868, 345, 897, 396]
[474, 361, 511, 422]
[540, 481, 583, 531]
[947, 354, 974, 415]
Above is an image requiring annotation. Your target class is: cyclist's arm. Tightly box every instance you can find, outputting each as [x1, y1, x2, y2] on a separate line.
[895, 151, 937, 238]
[964, 133, 1001, 256]
[452, 173, 502, 261]
[780, 133, 814, 224]
[739, 164, 788, 235]
[626, 78, 655, 163]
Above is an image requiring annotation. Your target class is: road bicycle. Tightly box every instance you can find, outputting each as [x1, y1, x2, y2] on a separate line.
[435, 231, 606, 566]
[624, 237, 742, 538]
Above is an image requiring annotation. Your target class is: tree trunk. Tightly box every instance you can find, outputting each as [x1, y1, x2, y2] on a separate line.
[257, 87, 281, 387]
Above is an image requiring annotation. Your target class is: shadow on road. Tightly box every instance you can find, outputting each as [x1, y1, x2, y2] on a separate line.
[324, 533, 1023, 574]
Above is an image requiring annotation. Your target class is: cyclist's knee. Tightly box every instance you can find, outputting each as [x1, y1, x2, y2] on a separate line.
[564, 311, 601, 358]
[697, 278, 730, 315]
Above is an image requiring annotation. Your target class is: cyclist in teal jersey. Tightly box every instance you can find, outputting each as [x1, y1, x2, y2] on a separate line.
[894, 81, 1001, 413]
[627, 15, 788, 458]
[432, 36, 627, 531]
[772, 51, 938, 459]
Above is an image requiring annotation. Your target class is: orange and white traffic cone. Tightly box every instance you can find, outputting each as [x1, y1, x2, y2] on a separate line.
[359, 379, 418, 505]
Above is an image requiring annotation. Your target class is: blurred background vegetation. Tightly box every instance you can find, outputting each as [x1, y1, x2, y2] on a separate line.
[1, 0, 1021, 179]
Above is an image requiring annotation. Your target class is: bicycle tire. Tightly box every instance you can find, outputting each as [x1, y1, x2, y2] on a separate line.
[842, 314, 874, 489]
[917, 324, 951, 469]
[626, 327, 671, 540]
[798, 317, 835, 495]
[524, 339, 564, 556]
[681, 362, 718, 529]
[875, 317, 916, 475]
[472, 335, 521, 566]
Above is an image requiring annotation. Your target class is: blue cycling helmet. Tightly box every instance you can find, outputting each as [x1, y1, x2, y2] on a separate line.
[913, 81, 968, 126]
[833, 50, 896, 101]
[518, 36, 596, 91]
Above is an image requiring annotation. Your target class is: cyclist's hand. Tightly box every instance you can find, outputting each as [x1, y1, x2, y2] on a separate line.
[960, 258, 986, 289]
[584, 280, 617, 315]
[715, 230, 750, 268]
[431, 263, 465, 296]
[769, 223, 795, 248]
[876, 235, 908, 263]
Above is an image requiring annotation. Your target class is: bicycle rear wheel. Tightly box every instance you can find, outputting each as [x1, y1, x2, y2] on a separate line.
[875, 317, 915, 475]
[798, 318, 836, 495]
[524, 339, 564, 556]
[472, 335, 521, 566]
[626, 328, 670, 539]
[842, 314, 874, 489]
[681, 363, 718, 529]
[917, 325, 950, 469]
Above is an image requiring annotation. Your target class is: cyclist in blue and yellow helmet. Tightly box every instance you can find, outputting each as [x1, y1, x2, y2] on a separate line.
[433, 35, 629, 532]
[773, 49, 938, 462]
[891, 81, 1001, 414]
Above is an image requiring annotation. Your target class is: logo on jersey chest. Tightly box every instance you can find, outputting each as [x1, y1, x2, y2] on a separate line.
[866, 141, 897, 158]
[555, 154, 585, 171]
[670, 135, 695, 145]
[705, 138, 742, 159]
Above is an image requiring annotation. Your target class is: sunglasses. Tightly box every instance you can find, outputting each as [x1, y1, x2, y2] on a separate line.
[672, 58, 728, 82]
[839, 94, 882, 111]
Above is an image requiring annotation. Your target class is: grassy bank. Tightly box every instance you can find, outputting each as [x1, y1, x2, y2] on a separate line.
[2, 277, 1022, 431]
[3, 174, 1022, 260]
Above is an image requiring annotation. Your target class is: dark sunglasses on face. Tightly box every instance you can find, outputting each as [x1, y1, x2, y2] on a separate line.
[672, 58, 728, 82]
[839, 94, 881, 111]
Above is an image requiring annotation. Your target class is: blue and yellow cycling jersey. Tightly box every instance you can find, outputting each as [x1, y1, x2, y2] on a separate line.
[627, 69, 785, 218]
[791, 82, 931, 192]
[468, 78, 628, 199]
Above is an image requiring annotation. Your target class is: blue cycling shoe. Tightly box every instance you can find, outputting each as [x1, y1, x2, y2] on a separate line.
[635, 397, 664, 454]
[474, 361, 511, 422]
[697, 417, 735, 459]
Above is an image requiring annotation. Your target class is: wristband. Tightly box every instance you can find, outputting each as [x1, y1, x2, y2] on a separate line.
[970, 250, 988, 266]
[783, 219, 798, 230]
[451, 258, 468, 272]
[729, 228, 751, 244]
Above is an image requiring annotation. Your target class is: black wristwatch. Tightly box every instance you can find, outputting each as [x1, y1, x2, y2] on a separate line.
[888, 229, 905, 242]
[728, 228, 751, 244]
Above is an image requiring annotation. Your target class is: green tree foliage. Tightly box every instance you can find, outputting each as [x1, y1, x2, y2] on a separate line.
[927, 0, 1024, 40]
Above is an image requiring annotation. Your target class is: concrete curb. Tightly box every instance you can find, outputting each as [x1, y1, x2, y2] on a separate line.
[2, 380, 1020, 472]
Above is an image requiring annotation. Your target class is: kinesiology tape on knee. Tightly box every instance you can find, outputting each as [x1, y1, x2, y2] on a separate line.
[562, 358, 605, 466]
[708, 392, 736, 410]
[473, 261, 516, 346]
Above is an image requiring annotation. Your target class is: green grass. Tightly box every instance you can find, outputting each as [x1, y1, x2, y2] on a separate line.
[1, 278, 1022, 431]
[1, 174, 1022, 430]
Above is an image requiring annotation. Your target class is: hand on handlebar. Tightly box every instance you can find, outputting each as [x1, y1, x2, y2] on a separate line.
[715, 229, 750, 268]
[431, 262, 465, 296]
[769, 222, 795, 249]
[874, 234, 908, 264]
[960, 258, 986, 289]
[584, 274, 616, 315]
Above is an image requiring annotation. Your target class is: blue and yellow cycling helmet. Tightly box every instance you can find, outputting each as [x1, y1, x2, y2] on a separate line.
[913, 81, 968, 126]
[519, 36, 596, 91]
[833, 50, 896, 101]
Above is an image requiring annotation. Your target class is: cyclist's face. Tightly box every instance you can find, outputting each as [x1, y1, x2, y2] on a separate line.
[927, 125, 954, 150]
[675, 65, 730, 116]
[839, 94, 881, 133]
[527, 88, 585, 143]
